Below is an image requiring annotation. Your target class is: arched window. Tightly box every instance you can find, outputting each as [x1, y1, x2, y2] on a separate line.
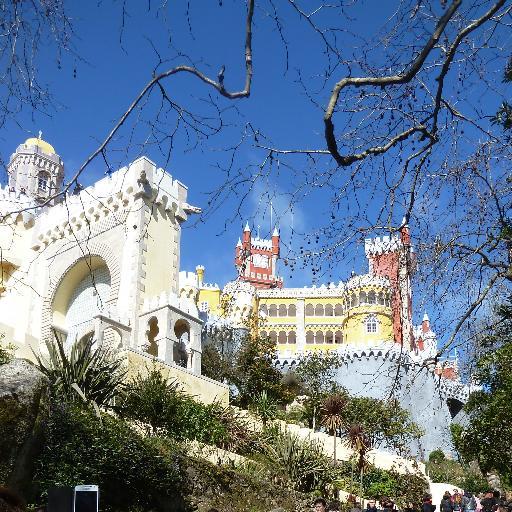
[146, 317, 159, 357]
[278, 331, 287, 344]
[259, 304, 268, 315]
[365, 314, 378, 333]
[278, 304, 287, 317]
[315, 330, 325, 344]
[288, 331, 296, 344]
[351, 293, 359, 308]
[260, 330, 268, 339]
[38, 171, 50, 191]
[368, 291, 376, 304]
[305, 303, 314, 316]
[288, 304, 296, 317]
[324, 304, 333, 316]
[269, 304, 277, 317]
[385, 294, 391, 307]
[334, 304, 343, 316]
[306, 330, 314, 344]
[269, 331, 278, 343]
[378, 292, 385, 305]
[359, 291, 367, 304]
[335, 330, 343, 344]
[315, 304, 324, 316]
[325, 330, 334, 344]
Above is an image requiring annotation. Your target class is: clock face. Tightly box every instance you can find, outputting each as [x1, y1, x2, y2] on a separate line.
[252, 254, 269, 268]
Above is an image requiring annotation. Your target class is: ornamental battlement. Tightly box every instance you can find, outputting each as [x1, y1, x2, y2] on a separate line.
[250, 237, 273, 250]
[364, 234, 403, 256]
[345, 273, 390, 290]
[27, 158, 195, 251]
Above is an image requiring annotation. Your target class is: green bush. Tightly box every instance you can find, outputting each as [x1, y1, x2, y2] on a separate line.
[117, 367, 255, 453]
[0, 333, 15, 365]
[34, 402, 188, 512]
[426, 456, 487, 493]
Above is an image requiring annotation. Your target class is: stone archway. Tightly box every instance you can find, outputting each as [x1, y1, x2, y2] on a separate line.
[41, 243, 121, 345]
[173, 319, 190, 367]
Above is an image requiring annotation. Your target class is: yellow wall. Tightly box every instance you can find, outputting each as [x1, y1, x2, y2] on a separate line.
[144, 204, 178, 298]
[198, 287, 222, 316]
[123, 349, 229, 405]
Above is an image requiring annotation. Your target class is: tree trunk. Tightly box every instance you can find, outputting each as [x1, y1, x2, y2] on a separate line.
[360, 465, 364, 508]
[332, 428, 337, 465]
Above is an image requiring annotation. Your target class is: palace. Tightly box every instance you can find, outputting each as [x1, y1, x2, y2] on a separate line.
[0, 135, 468, 455]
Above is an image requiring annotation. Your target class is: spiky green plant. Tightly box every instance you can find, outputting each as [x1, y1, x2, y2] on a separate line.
[33, 330, 126, 414]
[262, 428, 338, 493]
[345, 423, 371, 503]
[251, 389, 278, 427]
[320, 393, 347, 464]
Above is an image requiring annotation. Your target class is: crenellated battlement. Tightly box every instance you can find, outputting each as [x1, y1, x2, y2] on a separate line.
[364, 234, 403, 256]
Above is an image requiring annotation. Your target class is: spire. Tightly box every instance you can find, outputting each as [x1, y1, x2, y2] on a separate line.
[244, 221, 250, 232]
[272, 226, 279, 237]
[236, 237, 242, 247]
[422, 312, 430, 333]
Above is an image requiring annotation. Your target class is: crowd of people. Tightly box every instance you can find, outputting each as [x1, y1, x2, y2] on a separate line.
[311, 490, 512, 512]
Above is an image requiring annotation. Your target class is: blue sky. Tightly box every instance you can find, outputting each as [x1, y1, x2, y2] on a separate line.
[0, 0, 509, 340]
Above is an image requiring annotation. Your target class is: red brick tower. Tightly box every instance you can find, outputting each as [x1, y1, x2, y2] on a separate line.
[235, 223, 283, 289]
[364, 222, 416, 348]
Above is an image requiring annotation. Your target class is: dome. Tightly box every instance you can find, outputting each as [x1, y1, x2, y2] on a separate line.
[23, 136, 56, 155]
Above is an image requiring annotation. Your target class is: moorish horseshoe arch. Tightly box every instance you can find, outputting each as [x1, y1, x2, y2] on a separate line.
[41, 242, 121, 344]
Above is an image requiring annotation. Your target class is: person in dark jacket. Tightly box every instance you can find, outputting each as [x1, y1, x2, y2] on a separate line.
[367, 499, 379, 512]
[481, 491, 498, 512]
[422, 495, 437, 512]
[441, 492, 454, 512]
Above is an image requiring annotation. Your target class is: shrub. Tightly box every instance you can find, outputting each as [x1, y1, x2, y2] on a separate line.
[117, 367, 255, 453]
[34, 402, 188, 512]
[33, 331, 126, 410]
[259, 427, 340, 493]
[0, 333, 15, 365]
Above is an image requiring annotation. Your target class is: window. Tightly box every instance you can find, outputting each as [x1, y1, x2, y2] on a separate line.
[334, 304, 343, 316]
[278, 304, 287, 317]
[278, 331, 287, 344]
[335, 330, 343, 344]
[368, 291, 376, 304]
[378, 292, 385, 305]
[252, 254, 269, 268]
[259, 304, 268, 315]
[38, 171, 50, 191]
[269, 331, 277, 343]
[199, 301, 209, 312]
[365, 315, 378, 333]
[315, 304, 324, 316]
[324, 304, 333, 316]
[306, 330, 314, 344]
[288, 331, 296, 344]
[305, 303, 314, 316]
[359, 291, 367, 304]
[325, 330, 334, 344]
[260, 330, 268, 339]
[269, 304, 277, 317]
[315, 330, 325, 344]
[288, 304, 296, 317]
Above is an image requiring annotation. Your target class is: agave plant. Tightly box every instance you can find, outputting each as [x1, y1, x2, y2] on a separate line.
[250, 390, 278, 428]
[320, 393, 347, 464]
[262, 428, 337, 493]
[33, 330, 126, 414]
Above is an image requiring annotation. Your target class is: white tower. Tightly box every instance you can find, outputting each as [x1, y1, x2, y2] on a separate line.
[7, 133, 64, 205]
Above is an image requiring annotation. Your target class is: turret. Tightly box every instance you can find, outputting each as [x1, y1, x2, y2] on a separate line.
[7, 132, 64, 206]
[234, 223, 283, 289]
[364, 224, 415, 349]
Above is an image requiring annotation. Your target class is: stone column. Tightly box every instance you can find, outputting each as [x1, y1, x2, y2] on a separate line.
[296, 298, 306, 354]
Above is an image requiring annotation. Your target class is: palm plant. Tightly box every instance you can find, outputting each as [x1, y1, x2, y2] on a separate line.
[346, 423, 372, 504]
[320, 393, 347, 464]
[34, 330, 126, 415]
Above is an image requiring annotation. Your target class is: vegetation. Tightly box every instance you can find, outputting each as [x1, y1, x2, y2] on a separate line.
[320, 393, 347, 464]
[117, 367, 255, 454]
[452, 297, 512, 488]
[33, 331, 126, 412]
[202, 331, 295, 408]
[34, 403, 188, 512]
[426, 450, 487, 492]
[294, 352, 342, 430]
[250, 390, 278, 427]
[0, 333, 15, 365]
